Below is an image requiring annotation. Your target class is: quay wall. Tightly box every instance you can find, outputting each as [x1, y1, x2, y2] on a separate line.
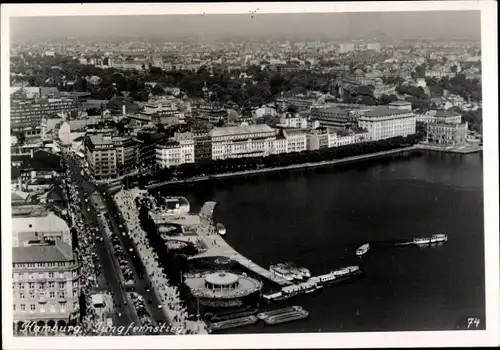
[147, 146, 422, 189]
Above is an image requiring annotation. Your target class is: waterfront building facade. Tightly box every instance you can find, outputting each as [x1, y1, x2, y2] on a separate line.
[12, 240, 80, 335]
[155, 137, 195, 168]
[282, 128, 307, 153]
[426, 112, 468, 147]
[306, 127, 330, 150]
[210, 124, 276, 160]
[357, 107, 416, 141]
[328, 128, 370, 147]
[279, 113, 308, 129]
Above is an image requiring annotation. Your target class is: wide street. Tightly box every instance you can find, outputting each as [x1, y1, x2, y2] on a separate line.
[63, 154, 171, 334]
[64, 155, 139, 332]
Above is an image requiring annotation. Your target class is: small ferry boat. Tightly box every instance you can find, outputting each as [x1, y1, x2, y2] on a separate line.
[284, 262, 311, 278]
[264, 309, 310, 325]
[277, 263, 303, 280]
[210, 308, 258, 322]
[209, 315, 258, 331]
[216, 223, 226, 236]
[257, 306, 301, 320]
[356, 243, 370, 256]
[269, 265, 295, 281]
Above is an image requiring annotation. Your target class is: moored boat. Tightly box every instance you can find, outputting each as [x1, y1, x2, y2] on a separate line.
[209, 315, 258, 331]
[431, 233, 448, 243]
[277, 263, 303, 280]
[270, 265, 295, 281]
[264, 309, 310, 325]
[257, 306, 301, 320]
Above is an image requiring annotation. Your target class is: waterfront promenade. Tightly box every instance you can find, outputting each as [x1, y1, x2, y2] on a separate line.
[188, 203, 293, 287]
[146, 145, 419, 189]
[114, 188, 208, 334]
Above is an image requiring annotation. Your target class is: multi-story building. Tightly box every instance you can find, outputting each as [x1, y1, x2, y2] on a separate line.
[282, 128, 307, 153]
[134, 133, 170, 170]
[426, 112, 468, 147]
[357, 107, 416, 141]
[367, 43, 381, 52]
[192, 104, 227, 124]
[192, 129, 213, 162]
[328, 128, 369, 147]
[276, 95, 316, 112]
[11, 99, 78, 137]
[310, 106, 357, 129]
[12, 240, 80, 335]
[84, 135, 138, 180]
[279, 113, 308, 129]
[155, 135, 195, 168]
[306, 127, 330, 150]
[272, 134, 288, 155]
[12, 211, 71, 248]
[210, 124, 276, 160]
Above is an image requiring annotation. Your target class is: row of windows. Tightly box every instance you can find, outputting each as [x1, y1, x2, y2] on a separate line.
[14, 301, 76, 312]
[16, 289, 75, 300]
[13, 281, 76, 289]
[13, 262, 74, 269]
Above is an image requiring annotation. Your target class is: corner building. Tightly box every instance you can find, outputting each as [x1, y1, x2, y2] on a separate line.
[357, 107, 416, 141]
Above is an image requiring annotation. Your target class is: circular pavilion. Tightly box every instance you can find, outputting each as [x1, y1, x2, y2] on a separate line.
[204, 272, 239, 291]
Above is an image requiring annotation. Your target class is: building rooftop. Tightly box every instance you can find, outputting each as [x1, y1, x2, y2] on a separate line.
[389, 100, 412, 106]
[435, 110, 461, 117]
[210, 124, 275, 137]
[22, 150, 62, 172]
[12, 241, 73, 263]
[12, 212, 70, 234]
[363, 107, 412, 118]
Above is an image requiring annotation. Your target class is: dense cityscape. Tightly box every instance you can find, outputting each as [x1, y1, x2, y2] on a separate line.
[9, 12, 485, 338]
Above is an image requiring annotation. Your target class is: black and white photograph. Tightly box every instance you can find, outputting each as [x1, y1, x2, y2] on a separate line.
[1, 2, 498, 349]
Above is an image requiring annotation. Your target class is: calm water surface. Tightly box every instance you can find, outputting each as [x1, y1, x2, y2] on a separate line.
[158, 152, 485, 332]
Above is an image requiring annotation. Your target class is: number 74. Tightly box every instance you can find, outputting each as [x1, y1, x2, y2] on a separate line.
[467, 318, 480, 328]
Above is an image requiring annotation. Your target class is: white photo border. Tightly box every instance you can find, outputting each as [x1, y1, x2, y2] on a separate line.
[1, 1, 498, 349]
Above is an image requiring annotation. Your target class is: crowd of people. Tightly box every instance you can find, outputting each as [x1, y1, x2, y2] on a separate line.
[66, 172, 108, 336]
[114, 189, 208, 335]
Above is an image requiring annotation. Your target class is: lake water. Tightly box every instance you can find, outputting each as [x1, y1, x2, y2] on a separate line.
[157, 152, 485, 332]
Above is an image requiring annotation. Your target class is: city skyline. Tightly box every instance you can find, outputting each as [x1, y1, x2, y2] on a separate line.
[10, 11, 481, 42]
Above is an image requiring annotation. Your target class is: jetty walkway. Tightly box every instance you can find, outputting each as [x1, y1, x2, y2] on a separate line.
[188, 203, 292, 287]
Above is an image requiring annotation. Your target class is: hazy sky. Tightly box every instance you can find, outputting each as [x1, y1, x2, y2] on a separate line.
[10, 11, 481, 42]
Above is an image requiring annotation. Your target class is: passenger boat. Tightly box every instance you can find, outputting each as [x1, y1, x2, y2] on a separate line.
[209, 315, 258, 331]
[431, 233, 448, 243]
[356, 243, 370, 256]
[277, 263, 303, 280]
[216, 223, 226, 236]
[210, 308, 258, 322]
[269, 265, 295, 281]
[284, 262, 311, 278]
[257, 306, 301, 320]
[264, 309, 310, 325]
[413, 234, 448, 245]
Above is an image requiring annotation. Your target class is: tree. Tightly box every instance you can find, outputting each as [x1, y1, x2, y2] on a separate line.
[287, 104, 298, 113]
[379, 94, 399, 105]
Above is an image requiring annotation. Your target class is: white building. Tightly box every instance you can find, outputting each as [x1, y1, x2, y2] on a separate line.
[279, 113, 308, 129]
[282, 129, 307, 153]
[155, 137, 195, 168]
[358, 107, 416, 141]
[12, 212, 71, 248]
[272, 135, 288, 154]
[339, 43, 355, 54]
[328, 128, 369, 147]
[210, 124, 276, 160]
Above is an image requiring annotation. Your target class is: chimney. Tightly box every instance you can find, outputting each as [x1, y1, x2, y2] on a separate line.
[122, 104, 126, 116]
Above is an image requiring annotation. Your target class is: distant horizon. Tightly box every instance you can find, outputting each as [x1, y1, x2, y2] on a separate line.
[10, 11, 481, 43]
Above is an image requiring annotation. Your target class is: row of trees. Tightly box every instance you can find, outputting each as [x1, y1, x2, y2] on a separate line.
[134, 134, 423, 187]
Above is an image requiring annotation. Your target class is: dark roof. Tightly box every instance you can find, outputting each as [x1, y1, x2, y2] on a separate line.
[48, 184, 65, 202]
[22, 150, 62, 172]
[435, 110, 461, 117]
[12, 241, 73, 263]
